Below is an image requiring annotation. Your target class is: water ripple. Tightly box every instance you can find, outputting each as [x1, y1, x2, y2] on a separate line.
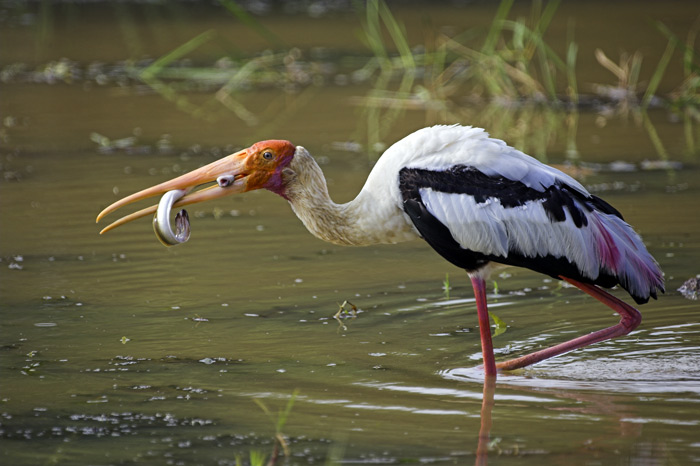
[442, 353, 700, 395]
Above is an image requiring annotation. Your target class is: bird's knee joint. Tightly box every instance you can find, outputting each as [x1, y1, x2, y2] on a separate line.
[621, 308, 642, 332]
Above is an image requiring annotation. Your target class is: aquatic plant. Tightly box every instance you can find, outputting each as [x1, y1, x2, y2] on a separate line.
[252, 389, 299, 464]
[350, 0, 585, 159]
[334, 300, 358, 331]
[443, 273, 451, 300]
[656, 20, 700, 157]
[10, 0, 695, 159]
[489, 311, 508, 338]
[590, 18, 699, 159]
[352, 1, 698, 160]
[592, 48, 645, 113]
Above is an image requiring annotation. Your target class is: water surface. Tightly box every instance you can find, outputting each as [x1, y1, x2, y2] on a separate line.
[2, 2, 700, 465]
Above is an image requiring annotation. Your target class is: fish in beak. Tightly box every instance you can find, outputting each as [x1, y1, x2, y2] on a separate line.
[96, 140, 297, 244]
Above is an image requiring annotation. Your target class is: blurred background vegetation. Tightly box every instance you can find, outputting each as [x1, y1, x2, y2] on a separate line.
[2, 0, 698, 161]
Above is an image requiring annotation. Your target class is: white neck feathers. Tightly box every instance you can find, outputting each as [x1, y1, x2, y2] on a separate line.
[281, 147, 418, 246]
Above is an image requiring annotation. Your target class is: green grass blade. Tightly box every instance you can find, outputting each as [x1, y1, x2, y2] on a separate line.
[275, 389, 299, 433]
[566, 21, 578, 104]
[253, 398, 273, 419]
[642, 36, 676, 108]
[482, 0, 514, 54]
[364, 0, 388, 62]
[683, 22, 699, 76]
[248, 450, 267, 466]
[683, 109, 696, 156]
[523, 0, 560, 60]
[141, 29, 217, 79]
[655, 20, 700, 76]
[217, 0, 284, 47]
[501, 20, 567, 72]
[378, 0, 415, 69]
[537, 41, 557, 99]
[533, 0, 560, 36]
[642, 110, 669, 160]
[489, 311, 508, 337]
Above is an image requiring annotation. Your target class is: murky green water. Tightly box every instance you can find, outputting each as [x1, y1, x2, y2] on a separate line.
[2, 2, 700, 465]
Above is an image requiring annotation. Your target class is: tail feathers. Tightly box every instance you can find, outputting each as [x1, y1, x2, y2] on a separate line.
[590, 211, 664, 304]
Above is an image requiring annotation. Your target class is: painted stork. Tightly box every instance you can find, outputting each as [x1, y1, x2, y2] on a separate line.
[96, 125, 664, 378]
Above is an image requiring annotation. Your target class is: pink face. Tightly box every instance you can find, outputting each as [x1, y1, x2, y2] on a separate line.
[241, 140, 296, 198]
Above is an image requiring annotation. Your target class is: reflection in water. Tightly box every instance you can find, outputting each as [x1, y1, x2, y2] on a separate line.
[464, 355, 700, 465]
[441, 316, 700, 463]
[476, 376, 495, 466]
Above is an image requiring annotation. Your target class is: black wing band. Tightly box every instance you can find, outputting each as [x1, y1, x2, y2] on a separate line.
[399, 166, 622, 292]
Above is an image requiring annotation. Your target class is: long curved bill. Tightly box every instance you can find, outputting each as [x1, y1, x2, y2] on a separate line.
[96, 149, 249, 235]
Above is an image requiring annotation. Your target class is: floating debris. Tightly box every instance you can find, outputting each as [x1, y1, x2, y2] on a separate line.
[334, 300, 359, 331]
[678, 277, 700, 301]
[189, 314, 209, 328]
[607, 161, 637, 172]
[199, 357, 227, 365]
[641, 160, 683, 171]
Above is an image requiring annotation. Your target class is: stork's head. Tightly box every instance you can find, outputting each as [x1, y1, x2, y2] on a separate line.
[96, 140, 297, 235]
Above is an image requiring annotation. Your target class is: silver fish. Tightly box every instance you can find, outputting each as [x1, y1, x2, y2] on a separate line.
[153, 189, 191, 246]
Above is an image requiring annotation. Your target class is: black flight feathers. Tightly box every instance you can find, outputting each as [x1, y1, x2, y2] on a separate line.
[398, 165, 624, 292]
[399, 165, 622, 228]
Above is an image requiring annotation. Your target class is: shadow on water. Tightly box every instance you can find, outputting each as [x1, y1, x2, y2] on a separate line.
[2, 1, 700, 465]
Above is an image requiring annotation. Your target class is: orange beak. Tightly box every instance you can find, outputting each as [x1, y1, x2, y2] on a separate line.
[96, 148, 250, 235]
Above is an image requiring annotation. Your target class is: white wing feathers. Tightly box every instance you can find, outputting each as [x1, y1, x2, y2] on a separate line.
[419, 188, 600, 278]
[395, 125, 587, 194]
[418, 186, 662, 300]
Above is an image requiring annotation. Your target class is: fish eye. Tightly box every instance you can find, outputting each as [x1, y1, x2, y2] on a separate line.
[262, 151, 274, 160]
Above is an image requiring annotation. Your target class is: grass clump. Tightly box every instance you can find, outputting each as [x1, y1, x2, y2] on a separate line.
[50, 0, 694, 160]
[353, 0, 698, 160]
[353, 0, 582, 159]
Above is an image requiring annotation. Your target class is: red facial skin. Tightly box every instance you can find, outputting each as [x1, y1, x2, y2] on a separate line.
[241, 140, 296, 198]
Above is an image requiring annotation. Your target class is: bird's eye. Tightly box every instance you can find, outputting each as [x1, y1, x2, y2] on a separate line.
[262, 151, 274, 160]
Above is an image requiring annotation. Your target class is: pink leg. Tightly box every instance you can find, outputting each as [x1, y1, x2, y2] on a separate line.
[496, 276, 642, 371]
[470, 275, 497, 377]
